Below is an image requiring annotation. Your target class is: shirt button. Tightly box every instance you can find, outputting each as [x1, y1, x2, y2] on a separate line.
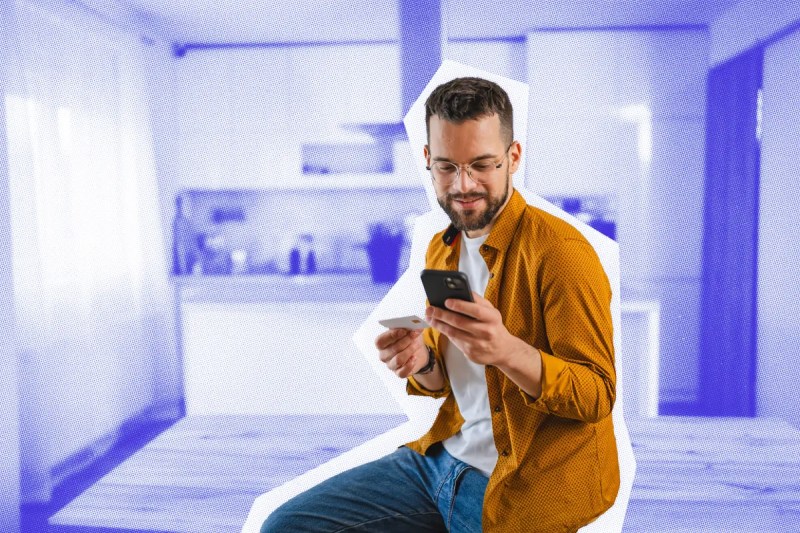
[489, 272, 495, 278]
[494, 405, 502, 413]
[481, 245, 489, 252]
[501, 450, 509, 457]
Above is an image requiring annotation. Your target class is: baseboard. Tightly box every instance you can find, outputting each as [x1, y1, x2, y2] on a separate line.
[49, 400, 183, 490]
[21, 401, 182, 533]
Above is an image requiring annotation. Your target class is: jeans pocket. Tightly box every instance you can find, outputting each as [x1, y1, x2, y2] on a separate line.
[449, 465, 487, 533]
[447, 465, 471, 529]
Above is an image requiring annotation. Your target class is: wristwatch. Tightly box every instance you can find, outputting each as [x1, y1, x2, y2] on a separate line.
[414, 346, 437, 375]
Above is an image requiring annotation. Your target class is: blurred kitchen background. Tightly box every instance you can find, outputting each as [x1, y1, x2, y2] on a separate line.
[2, 0, 800, 532]
[171, 189, 616, 278]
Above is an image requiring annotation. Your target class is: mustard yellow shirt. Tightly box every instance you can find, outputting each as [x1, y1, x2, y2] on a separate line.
[406, 189, 620, 532]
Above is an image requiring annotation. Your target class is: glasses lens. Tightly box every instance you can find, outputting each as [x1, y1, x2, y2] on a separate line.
[468, 160, 498, 182]
[430, 162, 459, 184]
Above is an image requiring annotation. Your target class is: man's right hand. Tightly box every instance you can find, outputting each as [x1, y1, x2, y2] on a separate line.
[375, 328, 429, 379]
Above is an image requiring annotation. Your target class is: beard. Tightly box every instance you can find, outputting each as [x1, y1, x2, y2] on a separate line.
[437, 170, 511, 233]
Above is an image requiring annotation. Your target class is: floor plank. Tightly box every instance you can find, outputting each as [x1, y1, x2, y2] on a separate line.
[50, 414, 407, 533]
[50, 415, 800, 533]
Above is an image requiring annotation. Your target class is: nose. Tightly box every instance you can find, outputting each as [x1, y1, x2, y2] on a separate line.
[452, 166, 477, 194]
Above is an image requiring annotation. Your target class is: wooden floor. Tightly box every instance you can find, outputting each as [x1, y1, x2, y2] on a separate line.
[49, 415, 800, 533]
[624, 416, 800, 532]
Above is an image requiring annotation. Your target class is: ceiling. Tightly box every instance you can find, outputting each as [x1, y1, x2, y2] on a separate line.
[122, 0, 741, 44]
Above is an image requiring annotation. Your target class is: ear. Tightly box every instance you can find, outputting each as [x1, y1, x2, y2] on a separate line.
[508, 141, 522, 174]
[423, 145, 431, 167]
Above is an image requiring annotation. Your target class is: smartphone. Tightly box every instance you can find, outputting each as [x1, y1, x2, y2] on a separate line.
[421, 269, 474, 309]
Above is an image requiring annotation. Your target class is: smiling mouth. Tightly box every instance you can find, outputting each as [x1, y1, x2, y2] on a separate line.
[453, 197, 484, 209]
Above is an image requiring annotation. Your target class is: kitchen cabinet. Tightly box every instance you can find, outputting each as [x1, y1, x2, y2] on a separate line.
[176, 43, 412, 190]
[620, 300, 661, 418]
[256, 139, 425, 190]
[179, 277, 402, 416]
[176, 48, 293, 189]
[179, 277, 660, 420]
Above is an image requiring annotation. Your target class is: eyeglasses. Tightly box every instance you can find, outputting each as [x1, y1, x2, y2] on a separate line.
[426, 143, 513, 186]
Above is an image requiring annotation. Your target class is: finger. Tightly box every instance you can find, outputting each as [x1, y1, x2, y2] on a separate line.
[374, 330, 394, 350]
[395, 344, 424, 377]
[395, 354, 418, 378]
[429, 315, 477, 343]
[393, 330, 420, 353]
[470, 291, 489, 304]
[377, 332, 418, 363]
[374, 328, 409, 350]
[430, 305, 474, 332]
[443, 298, 484, 320]
[403, 329, 423, 342]
[388, 343, 417, 372]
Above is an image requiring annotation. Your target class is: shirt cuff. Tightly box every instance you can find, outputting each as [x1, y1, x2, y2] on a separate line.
[519, 350, 566, 411]
[407, 374, 450, 398]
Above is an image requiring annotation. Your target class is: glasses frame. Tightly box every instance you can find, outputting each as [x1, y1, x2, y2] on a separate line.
[426, 142, 514, 186]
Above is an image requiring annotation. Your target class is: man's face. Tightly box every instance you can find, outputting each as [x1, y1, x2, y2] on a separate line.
[425, 114, 521, 237]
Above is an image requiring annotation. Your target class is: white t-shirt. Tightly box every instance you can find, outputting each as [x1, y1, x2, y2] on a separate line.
[441, 231, 498, 477]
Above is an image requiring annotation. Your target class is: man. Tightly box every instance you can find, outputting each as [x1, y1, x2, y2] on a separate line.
[262, 77, 619, 533]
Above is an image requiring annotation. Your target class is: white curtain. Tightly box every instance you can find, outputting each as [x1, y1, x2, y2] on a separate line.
[4, 0, 179, 502]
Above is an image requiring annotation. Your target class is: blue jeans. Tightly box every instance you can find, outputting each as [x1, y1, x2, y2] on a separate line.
[261, 443, 489, 533]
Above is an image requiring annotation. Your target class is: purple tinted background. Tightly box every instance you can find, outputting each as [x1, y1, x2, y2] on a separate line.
[3, 0, 800, 531]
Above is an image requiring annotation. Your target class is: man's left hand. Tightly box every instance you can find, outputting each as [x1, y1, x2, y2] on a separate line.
[425, 292, 516, 366]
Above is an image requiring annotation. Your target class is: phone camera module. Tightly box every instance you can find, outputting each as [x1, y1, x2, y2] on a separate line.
[445, 277, 463, 290]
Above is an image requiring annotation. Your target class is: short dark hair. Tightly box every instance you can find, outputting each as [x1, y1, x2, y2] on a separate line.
[424, 77, 513, 146]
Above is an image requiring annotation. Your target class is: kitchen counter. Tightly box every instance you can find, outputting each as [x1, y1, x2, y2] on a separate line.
[175, 274, 661, 418]
[175, 273, 393, 303]
[176, 274, 400, 415]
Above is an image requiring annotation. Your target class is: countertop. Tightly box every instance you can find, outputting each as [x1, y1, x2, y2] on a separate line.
[175, 274, 662, 308]
[175, 273, 394, 303]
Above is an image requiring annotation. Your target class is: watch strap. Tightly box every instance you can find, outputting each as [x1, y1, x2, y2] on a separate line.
[414, 346, 437, 375]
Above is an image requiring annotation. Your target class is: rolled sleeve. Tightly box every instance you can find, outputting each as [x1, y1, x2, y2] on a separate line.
[406, 374, 451, 398]
[521, 239, 616, 423]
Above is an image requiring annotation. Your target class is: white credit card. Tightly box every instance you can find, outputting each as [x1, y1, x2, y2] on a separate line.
[378, 315, 429, 330]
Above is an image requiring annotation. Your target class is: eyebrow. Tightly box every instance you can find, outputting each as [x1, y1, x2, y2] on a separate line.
[431, 152, 499, 164]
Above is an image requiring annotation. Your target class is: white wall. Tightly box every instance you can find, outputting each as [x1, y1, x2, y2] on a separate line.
[5, 0, 183, 503]
[0, 6, 21, 527]
[710, 0, 800, 65]
[176, 44, 402, 189]
[445, 40, 527, 82]
[756, 29, 800, 427]
[142, 41, 186, 412]
[526, 30, 709, 405]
